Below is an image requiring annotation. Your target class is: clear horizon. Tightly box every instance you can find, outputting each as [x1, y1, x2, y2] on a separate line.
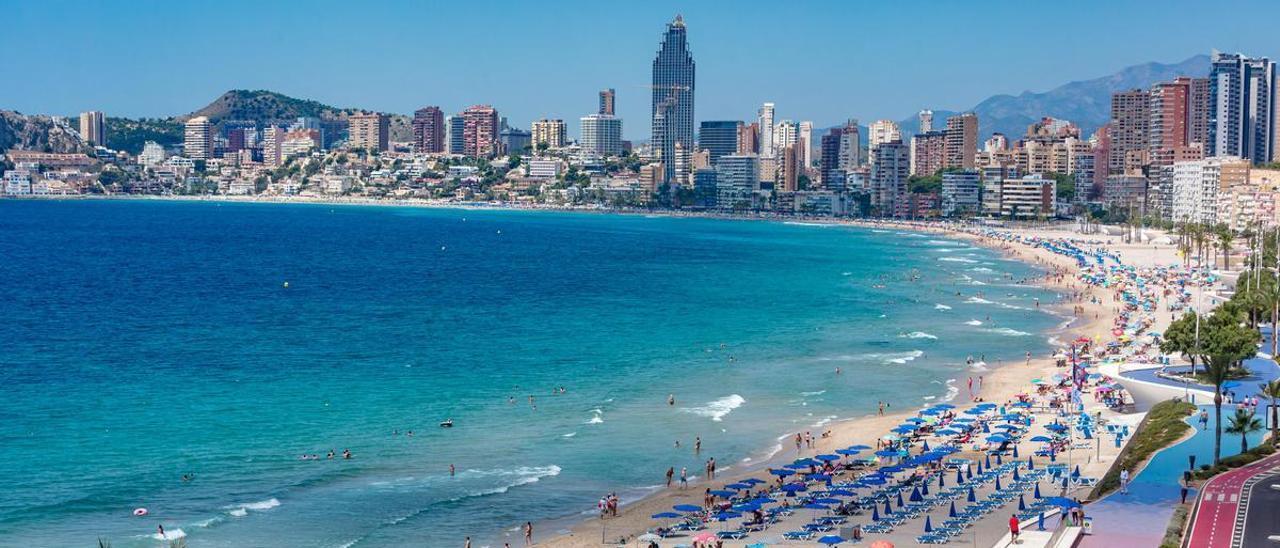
[4, 0, 1279, 138]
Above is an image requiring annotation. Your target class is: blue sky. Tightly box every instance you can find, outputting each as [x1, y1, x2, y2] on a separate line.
[3, 0, 1278, 138]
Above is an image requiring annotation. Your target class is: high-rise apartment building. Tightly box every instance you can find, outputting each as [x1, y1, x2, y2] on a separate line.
[184, 116, 212, 160]
[736, 122, 759, 155]
[911, 130, 947, 176]
[531, 119, 567, 149]
[261, 125, 283, 166]
[1208, 51, 1277, 163]
[773, 119, 798, 151]
[445, 115, 466, 154]
[580, 114, 623, 156]
[758, 103, 776, 158]
[870, 141, 910, 215]
[462, 105, 499, 157]
[715, 154, 758, 210]
[599, 88, 615, 116]
[348, 112, 389, 152]
[698, 121, 740, 165]
[1149, 77, 1210, 166]
[79, 111, 105, 146]
[651, 15, 695, 184]
[412, 106, 445, 154]
[819, 122, 861, 185]
[1108, 90, 1150, 174]
[779, 142, 803, 192]
[943, 113, 978, 169]
[868, 120, 901, 150]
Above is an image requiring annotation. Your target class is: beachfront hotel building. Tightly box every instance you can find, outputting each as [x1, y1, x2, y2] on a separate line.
[941, 169, 981, 217]
[868, 119, 901, 150]
[1170, 156, 1251, 225]
[348, 112, 389, 152]
[994, 174, 1056, 218]
[870, 140, 910, 216]
[580, 114, 622, 156]
[183, 116, 212, 160]
[911, 130, 946, 176]
[757, 103, 776, 158]
[715, 154, 757, 210]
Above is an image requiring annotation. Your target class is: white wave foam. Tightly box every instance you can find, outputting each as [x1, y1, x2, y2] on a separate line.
[585, 408, 604, 424]
[812, 415, 838, 428]
[939, 257, 979, 263]
[800, 390, 827, 396]
[965, 297, 994, 304]
[969, 361, 990, 372]
[150, 529, 186, 541]
[988, 327, 1031, 336]
[942, 379, 960, 402]
[681, 394, 746, 421]
[226, 498, 280, 517]
[902, 331, 938, 340]
[934, 304, 952, 310]
[885, 350, 924, 364]
[926, 239, 954, 245]
[965, 320, 983, 326]
[562, 432, 577, 438]
[971, 267, 995, 273]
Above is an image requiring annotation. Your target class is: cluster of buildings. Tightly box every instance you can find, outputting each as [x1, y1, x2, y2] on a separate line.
[5, 21, 1280, 228]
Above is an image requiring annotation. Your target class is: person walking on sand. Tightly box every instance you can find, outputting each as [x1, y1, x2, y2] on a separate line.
[666, 466, 674, 487]
[465, 537, 471, 548]
[1120, 468, 1130, 494]
[523, 521, 533, 546]
[680, 467, 688, 489]
[1008, 513, 1020, 543]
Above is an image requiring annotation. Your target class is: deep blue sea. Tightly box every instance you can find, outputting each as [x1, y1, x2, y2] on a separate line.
[0, 200, 1063, 547]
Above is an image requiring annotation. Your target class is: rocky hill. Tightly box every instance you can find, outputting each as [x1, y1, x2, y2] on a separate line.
[180, 90, 412, 141]
[0, 110, 88, 153]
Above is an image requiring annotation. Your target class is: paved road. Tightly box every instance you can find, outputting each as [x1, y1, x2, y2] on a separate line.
[1185, 452, 1280, 548]
[1241, 472, 1280, 547]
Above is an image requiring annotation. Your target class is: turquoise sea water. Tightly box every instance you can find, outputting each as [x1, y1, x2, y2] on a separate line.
[0, 200, 1063, 547]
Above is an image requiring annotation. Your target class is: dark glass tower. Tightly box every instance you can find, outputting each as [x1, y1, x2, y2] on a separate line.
[651, 15, 695, 183]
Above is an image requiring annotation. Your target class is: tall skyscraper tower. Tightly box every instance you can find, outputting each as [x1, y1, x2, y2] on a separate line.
[79, 111, 105, 146]
[651, 15, 695, 183]
[184, 116, 212, 160]
[599, 88, 616, 116]
[918, 110, 934, 133]
[1208, 51, 1277, 163]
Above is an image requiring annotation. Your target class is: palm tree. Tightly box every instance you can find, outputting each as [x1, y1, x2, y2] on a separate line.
[1225, 408, 1264, 454]
[1200, 304, 1263, 464]
[1217, 226, 1234, 270]
[1261, 380, 1280, 446]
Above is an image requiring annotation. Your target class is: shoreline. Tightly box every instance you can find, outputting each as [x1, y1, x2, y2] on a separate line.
[543, 219, 1120, 547]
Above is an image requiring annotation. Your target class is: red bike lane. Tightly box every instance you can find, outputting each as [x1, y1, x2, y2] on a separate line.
[1185, 451, 1280, 548]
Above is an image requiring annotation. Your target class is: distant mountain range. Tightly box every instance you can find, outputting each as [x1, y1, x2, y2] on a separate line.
[892, 54, 1211, 140]
[0, 54, 1216, 157]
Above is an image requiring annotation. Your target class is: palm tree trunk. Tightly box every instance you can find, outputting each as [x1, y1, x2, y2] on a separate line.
[1271, 400, 1278, 447]
[1273, 301, 1278, 357]
[1215, 393, 1223, 465]
[1243, 432, 1249, 454]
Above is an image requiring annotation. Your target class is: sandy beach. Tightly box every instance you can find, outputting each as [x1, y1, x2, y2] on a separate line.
[536, 220, 1188, 547]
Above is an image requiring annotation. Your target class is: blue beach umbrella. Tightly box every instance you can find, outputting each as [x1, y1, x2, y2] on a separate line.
[818, 535, 844, 546]
[794, 458, 820, 467]
[816, 454, 841, 462]
[769, 468, 794, 477]
[1034, 483, 1042, 499]
[997, 453, 1004, 465]
[710, 490, 737, 498]
[922, 440, 931, 452]
[892, 426, 917, 434]
[715, 511, 742, 521]
[813, 497, 841, 505]
[1013, 467, 1021, 481]
[977, 461, 985, 475]
[955, 469, 964, 483]
[871, 506, 880, 521]
[652, 511, 681, 519]
[896, 492, 905, 507]
[924, 515, 934, 533]
[875, 449, 899, 458]
[1013, 445, 1020, 458]
[726, 482, 751, 490]
[1043, 496, 1081, 509]
[949, 500, 958, 518]
[921, 481, 930, 496]
[783, 463, 807, 470]
[781, 483, 807, 493]
[939, 473, 946, 487]
[995, 477, 1002, 490]
[910, 486, 923, 502]
[674, 504, 702, 512]
[860, 476, 886, 485]
[847, 444, 872, 450]
[1018, 494, 1027, 511]
[1030, 435, 1052, 443]
[835, 448, 861, 456]
[967, 486, 977, 502]
[1072, 465, 1081, 478]
[985, 454, 992, 468]
[904, 417, 926, 424]
[828, 489, 855, 497]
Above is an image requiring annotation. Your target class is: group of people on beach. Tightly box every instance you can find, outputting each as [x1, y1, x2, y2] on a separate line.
[596, 492, 620, 518]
